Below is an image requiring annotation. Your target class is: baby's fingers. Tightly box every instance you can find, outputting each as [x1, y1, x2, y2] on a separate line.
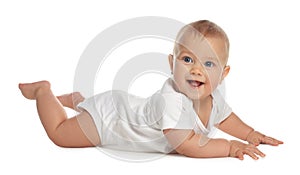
[262, 136, 284, 146]
[253, 147, 265, 158]
[235, 150, 244, 160]
[244, 149, 259, 160]
[242, 145, 265, 160]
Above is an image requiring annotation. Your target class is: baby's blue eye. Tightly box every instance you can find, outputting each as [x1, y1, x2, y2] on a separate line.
[204, 61, 214, 68]
[183, 56, 193, 63]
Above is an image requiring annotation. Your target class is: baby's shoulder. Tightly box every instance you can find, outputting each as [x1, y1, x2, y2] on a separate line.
[145, 91, 192, 117]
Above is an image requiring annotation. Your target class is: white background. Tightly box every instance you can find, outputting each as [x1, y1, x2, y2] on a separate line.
[1, 0, 299, 174]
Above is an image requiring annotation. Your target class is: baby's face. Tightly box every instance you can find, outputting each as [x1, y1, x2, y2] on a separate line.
[169, 35, 229, 100]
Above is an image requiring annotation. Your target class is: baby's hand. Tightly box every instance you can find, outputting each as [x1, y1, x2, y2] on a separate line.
[246, 131, 284, 146]
[229, 140, 265, 160]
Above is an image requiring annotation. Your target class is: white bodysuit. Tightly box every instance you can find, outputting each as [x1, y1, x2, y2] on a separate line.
[78, 78, 232, 153]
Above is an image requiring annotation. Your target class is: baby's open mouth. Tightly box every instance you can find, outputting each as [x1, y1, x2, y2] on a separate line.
[187, 80, 204, 88]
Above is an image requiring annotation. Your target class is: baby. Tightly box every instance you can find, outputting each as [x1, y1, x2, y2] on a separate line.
[19, 20, 283, 160]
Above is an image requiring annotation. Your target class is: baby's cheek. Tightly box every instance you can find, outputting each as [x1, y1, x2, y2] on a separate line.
[206, 73, 222, 89]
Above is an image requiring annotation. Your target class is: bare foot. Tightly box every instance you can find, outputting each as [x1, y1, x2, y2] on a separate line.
[57, 92, 85, 111]
[19, 81, 51, 100]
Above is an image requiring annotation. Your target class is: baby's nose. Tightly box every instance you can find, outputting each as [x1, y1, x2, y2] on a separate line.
[190, 65, 204, 76]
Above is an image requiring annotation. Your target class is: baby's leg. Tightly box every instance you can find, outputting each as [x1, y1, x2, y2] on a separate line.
[19, 81, 100, 147]
[57, 92, 85, 112]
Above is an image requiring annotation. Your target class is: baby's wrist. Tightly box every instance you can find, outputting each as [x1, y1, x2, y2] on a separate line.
[228, 140, 240, 158]
[245, 129, 255, 142]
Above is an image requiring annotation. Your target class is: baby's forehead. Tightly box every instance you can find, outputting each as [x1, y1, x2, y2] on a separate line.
[175, 41, 215, 58]
[174, 34, 228, 65]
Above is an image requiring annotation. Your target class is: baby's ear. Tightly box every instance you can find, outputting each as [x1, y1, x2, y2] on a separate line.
[168, 54, 174, 72]
[221, 65, 230, 80]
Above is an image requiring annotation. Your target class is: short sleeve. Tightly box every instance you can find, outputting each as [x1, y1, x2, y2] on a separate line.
[158, 93, 196, 130]
[144, 78, 196, 131]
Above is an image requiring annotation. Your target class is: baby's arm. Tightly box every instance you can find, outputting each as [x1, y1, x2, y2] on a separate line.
[163, 129, 264, 160]
[218, 113, 283, 146]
